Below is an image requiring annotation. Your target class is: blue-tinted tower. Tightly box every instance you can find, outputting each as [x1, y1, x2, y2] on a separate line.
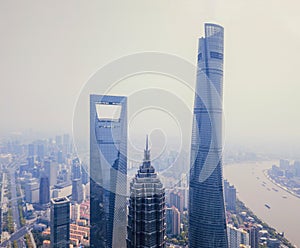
[189, 23, 228, 248]
[72, 158, 82, 180]
[90, 95, 127, 248]
[39, 176, 50, 205]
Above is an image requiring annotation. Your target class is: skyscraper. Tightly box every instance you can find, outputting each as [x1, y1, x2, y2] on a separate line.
[72, 158, 82, 180]
[166, 206, 181, 237]
[90, 95, 127, 248]
[50, 197, 70, 248]
[81, 164, 89, 185]
[127, 137, 166, 248]
[224, 180, 237, 211]
[169, 190, 184, 214]
[39, 176, 50, 205]
[44, 160, 57, 187]
[25, 180, 39, 203]
[189, 23, 228, 247]
[72, 178, 84, 204]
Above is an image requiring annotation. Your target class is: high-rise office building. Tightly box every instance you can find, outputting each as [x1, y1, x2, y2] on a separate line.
[44, 160, 57, 187]
[169, 190, 184, 214]
[81, 164, 89, 185]
[189, 23, 228, 247]
[224, 180, 237, 211]
[127, 137, 166, 248]
[72, 158, 82, 180]
[50, 197, 70, 248]
[166, 206, 181, 237]
[90, 95, 127, 248]
[39, 176, 50, 205]
[72, 178, 84, 204]
[72, 158, 82, 179]
[25, 180, 39, 203]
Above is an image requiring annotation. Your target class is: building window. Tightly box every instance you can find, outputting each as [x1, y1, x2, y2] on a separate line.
[210, 51, 223, 60]
[198, 53, 202, 61]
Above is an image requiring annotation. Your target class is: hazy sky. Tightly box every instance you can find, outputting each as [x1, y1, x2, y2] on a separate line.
[1, 1, 300, 154]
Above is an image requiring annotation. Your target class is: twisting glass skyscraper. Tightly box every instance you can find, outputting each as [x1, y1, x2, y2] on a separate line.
[127, 137, 166, 248]
[189, 23, 228, 248]
[90, 95, 127, 248]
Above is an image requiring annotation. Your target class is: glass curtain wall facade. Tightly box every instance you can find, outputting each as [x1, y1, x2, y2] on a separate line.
[39, 176, 50, 205]
[189, 23, 228, 248]
[127, 137, 166, 248]
[50, 197, 70, 248]
[72, 178, 84, 204]
[90, 95, 127, 248]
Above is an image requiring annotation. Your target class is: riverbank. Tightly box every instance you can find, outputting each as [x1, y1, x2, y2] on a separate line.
[224, 161, 300, 246]
[234, 198, 294, 247]
[264, 169, 300, 200]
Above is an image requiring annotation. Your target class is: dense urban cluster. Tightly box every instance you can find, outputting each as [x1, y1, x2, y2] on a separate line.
[0, 137, 295, 247]
[224, 181, 294, 248]
[268, 159, 300, 198]
[0, 135, 90, 247]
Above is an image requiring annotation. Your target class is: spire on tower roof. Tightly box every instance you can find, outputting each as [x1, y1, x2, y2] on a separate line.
[143, 135, 151, 168]
[146, 135, 149, 151]
[138, 135, 156, 176]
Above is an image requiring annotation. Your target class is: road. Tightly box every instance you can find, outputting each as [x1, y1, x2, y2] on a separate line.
[9, 161, 26, 248]
[0, 172, 5, 238]
[0, 158, 27, 247]
[0, 224, 34, 248]
[0, 156, 38, 247]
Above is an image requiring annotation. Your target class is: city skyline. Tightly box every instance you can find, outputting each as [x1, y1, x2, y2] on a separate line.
[0, 1, 300, 247]
[1, 133, 297, 246]
[1, 1, 300, 157]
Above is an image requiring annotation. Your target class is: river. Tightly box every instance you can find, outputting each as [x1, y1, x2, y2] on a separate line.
[224, 161, 300, 247]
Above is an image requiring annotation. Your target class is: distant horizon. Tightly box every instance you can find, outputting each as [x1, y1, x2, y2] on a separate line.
[1, 129, 300, 162]
[1, 1, 300, 158]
